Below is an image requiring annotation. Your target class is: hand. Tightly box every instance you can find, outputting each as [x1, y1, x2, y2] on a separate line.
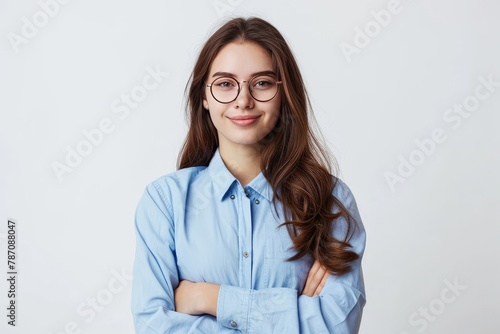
[301, 260, 331, 297]
[174, 280, 220, 316]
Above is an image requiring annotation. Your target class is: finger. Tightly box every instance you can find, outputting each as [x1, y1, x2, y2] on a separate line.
[308, 265, 327, 294]
[302, 260, 321, 296]
[302, 262, 318, 295]
[303, 261, 327, 296]
[313, 271, 330, 296]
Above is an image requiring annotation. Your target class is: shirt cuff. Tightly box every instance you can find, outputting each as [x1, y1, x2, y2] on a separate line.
[217, 284, 251, 331]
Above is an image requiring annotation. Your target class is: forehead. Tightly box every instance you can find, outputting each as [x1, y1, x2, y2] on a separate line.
[208, 41, 274, 78]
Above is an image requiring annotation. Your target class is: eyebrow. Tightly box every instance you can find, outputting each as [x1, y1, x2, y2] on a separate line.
[211, 70, 277, 78]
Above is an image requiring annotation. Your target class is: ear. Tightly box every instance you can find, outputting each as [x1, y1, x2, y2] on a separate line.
[203, 99, 209, 110]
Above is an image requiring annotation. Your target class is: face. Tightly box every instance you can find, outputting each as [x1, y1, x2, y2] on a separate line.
[203, 41, 281, 151]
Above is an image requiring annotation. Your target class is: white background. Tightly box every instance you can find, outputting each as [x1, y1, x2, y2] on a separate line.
[1, 0, 499, 333]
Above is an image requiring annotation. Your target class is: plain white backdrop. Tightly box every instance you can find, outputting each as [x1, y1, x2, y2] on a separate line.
[1, 0, 499, 333]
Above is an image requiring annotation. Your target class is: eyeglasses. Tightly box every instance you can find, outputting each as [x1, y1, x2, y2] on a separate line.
[206, 75, 282, 104]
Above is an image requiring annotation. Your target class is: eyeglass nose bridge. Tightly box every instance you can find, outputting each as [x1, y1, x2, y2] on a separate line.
[234, 80, 252, 100]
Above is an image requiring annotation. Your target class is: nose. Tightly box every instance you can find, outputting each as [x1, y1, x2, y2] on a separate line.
[233, 81, 254, 109]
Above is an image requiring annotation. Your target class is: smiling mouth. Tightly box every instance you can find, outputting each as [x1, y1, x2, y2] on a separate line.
[228, 115, 261, 126]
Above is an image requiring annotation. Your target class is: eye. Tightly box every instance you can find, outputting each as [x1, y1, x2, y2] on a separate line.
[255, 80, 271, 87]
[213, 78, 237, 90]
[251, 76, 275, 89]
[217, 81, 233, 88]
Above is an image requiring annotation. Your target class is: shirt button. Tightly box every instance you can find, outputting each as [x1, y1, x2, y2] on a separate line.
[243, 251, 249, 258]
[230, 194, 235, 200]
[230, 321, 237, 328]
[255, 199, 260, 205]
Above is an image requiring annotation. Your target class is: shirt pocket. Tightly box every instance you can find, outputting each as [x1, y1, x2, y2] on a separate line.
[264, 227, 312, 290]
[265, 226, 295, 259]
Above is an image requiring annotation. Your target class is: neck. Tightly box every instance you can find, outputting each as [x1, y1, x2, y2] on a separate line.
[219, 143, 262, 187]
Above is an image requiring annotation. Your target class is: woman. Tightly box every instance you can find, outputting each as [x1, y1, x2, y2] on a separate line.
[132, 17, 366, 333]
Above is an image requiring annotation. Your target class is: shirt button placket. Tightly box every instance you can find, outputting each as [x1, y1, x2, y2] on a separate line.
[241, 187, 253, 288]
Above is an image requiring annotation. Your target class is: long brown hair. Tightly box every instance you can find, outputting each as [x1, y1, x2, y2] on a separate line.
[178, 17, 359, 276]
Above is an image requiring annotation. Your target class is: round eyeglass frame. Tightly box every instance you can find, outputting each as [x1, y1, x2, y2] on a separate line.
[206, 75, 283, 104]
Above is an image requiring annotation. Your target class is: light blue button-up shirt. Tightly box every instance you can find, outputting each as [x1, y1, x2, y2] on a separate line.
[131, 149, 366, 333]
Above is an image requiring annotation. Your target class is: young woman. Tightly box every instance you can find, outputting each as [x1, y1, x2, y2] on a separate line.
[132, 17, 366, 333]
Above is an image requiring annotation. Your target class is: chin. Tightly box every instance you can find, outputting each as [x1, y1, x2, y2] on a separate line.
[219, 130, 271, 148]
[229, 135, 263, 146]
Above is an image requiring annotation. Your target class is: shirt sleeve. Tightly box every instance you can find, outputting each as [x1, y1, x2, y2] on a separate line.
[216, 179, 366, 334]
[131, 181, 236, 334]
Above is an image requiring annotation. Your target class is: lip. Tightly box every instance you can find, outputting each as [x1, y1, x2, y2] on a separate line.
[228, 115, 261, 127]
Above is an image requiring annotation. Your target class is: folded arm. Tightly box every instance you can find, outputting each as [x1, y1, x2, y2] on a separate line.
[132, 178, 366, 334]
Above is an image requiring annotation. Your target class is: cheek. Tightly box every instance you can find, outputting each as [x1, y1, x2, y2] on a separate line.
[267, 101, 281, 127]
[261, 109, 281, 139]
[268, 111, 280, 129]
[208, 110, 219, 126]
[208, 107, 226, 131]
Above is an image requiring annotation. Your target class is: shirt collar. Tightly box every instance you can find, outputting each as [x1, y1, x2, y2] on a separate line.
[207, 148, 274, 202]
[246, 170, 273, 203]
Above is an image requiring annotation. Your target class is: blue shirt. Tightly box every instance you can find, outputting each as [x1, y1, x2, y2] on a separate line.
[131, 149, 366, 333]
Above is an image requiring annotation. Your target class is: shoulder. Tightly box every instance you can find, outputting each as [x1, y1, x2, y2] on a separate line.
[138, 166, 208, 211]
[332, 176, 357, 208]
[331, 176, 366, 253]
[149, 166, 207, 193]
[135, 166, 209, 236]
